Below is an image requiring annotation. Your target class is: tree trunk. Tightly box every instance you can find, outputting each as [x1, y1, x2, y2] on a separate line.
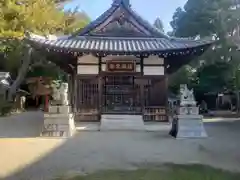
[7, 46, 33, 101]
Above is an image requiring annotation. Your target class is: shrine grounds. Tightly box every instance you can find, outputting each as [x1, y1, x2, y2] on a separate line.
[0, 111, 240, 180]
[55, 165, 240, 180]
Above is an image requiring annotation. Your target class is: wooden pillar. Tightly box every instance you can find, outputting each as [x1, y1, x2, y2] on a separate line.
[98, 76, 102, 118]
[140, 56, 144, 76]
[98, 56, 102, 120]
[44, 95, 49, 112]
[67, 74, 73, 111]
[140, 56, 145, 115]
[164, 58, 169, 121]
[36, 96, 39, 107]
[72, 70, 78, 113]
[165, 76, 169, 105]
[71, 56, 79, 114]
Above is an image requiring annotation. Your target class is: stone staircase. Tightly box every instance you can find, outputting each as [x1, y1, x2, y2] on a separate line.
[100, 114, 145, 131]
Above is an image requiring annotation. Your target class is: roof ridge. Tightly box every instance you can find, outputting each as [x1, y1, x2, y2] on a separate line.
[112, 0, 130, 7]
[69, 0, 169, 39]
[75, 36, 168, 41]
[69, 4, 118, 37]
[124, 5, 169, 39]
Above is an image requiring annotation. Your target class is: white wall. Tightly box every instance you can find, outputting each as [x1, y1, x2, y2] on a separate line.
[143, 66, 165, 75]
[102, 55, 140, 63]
[77, 55, 165, 75]
[77, 65, 99, 75]
[78, 55, 98, 64]
[144, 56, 164, 65]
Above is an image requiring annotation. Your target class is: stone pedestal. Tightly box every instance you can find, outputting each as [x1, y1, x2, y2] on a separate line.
[41, 105, 76, 138]
[177, 114, 207, 138]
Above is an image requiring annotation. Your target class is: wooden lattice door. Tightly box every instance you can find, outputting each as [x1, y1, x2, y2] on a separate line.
[102, 75, 141, 114]
[143, 78, 168, 122]
[75, 77, 100, 122]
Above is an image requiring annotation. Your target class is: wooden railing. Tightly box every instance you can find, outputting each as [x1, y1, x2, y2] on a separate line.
[143, 106, 168, 122]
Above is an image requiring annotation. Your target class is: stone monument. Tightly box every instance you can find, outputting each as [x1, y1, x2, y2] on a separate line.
[177, 84, 207, 138]
[41, 82, 75, 137]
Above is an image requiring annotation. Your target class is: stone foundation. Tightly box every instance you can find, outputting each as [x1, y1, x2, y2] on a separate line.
[177, 114, 207, 138]
[176, 85, 208, 139]
[41, 105, 75, 138]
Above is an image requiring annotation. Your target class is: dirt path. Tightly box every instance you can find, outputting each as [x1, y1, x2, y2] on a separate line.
[0, 112, 240, 180]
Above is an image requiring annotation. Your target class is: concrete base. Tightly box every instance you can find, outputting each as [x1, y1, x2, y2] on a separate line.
[177, 115, 208, 139]
[41, 113, 76, 138]
[100, 115, 145, 131]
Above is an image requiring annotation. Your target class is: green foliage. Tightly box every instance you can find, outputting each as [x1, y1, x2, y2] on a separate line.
[193, 62, 233, 94]
[153, 18, 164, 32]
[170, 0, 235, 38]
[0, 0, 89, 92]
[169, 65, 195, 94]
[169, 0, 240, 96]
[27, 65, 61, 79]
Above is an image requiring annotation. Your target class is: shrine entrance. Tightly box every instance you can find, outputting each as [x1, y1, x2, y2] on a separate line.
[102, 75, 141, 114]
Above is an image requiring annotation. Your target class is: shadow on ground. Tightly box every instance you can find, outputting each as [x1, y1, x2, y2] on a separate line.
[0, 112, 240, 180]
[0, 111, 43, 138]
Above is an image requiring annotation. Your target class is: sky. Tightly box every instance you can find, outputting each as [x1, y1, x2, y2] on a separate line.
[64, 0, 187, 32]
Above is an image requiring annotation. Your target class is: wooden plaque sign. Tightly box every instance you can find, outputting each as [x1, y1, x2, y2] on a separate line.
[106, 61, 136, 72]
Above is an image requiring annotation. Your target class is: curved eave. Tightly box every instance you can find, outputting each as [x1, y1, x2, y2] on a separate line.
[25, 36, 214, 58]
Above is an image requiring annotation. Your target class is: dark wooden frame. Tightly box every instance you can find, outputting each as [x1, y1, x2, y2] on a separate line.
[74, 56, 169, 122]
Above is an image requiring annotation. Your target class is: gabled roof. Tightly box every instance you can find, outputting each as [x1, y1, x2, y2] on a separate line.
[70, 0, 168, 38]
[25, 0, 214, 57]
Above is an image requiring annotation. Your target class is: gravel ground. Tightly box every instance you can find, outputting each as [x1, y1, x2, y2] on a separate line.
[0, 112, 240, 180]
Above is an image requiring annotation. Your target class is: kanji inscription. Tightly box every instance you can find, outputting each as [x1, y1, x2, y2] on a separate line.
[107, 61, 136, 72]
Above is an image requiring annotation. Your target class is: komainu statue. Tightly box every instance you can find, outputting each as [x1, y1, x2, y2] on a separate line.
[52, 82, 69, 105]
[180, 84, 196, 106]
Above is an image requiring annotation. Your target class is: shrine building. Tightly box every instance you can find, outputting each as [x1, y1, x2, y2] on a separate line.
[25, 0, 214, 122]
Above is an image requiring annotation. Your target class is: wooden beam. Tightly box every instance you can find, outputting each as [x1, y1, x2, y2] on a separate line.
[73, 70, 78, 113]
[98, 56, 102, 119]
[98, 76, 102, 118]
[140, 56, 144, 76]
[98, 56, 102, 73]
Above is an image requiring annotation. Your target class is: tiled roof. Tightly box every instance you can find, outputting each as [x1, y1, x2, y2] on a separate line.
[27, 36, 213, 53]
[25, 0, 214, 56]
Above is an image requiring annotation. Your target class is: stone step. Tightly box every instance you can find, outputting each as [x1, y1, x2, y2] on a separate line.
[100, 115, 145, 131]
[102, 115, 142, 120]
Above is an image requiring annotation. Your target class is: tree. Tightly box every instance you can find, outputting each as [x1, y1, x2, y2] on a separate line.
[169, 0, 240, 99]
[153, 17, 164, 32]
[168, 65, 195, 94]
[0, 0, 89, 100]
